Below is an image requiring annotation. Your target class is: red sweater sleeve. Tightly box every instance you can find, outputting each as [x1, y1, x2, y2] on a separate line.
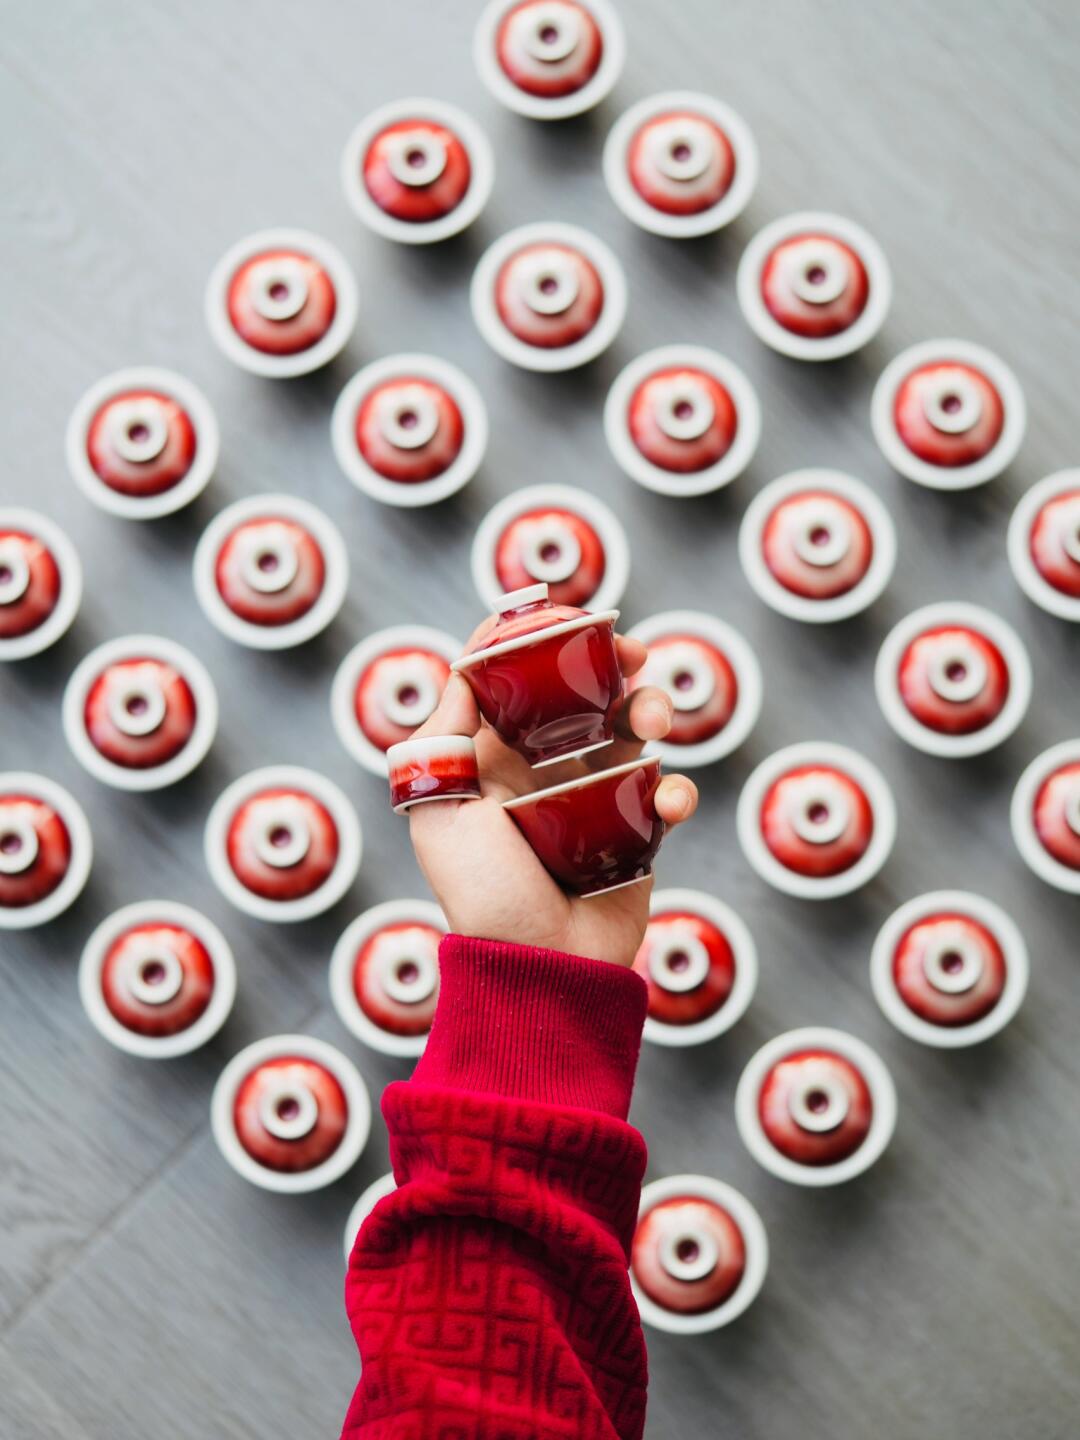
[340, 934, 650, 1440]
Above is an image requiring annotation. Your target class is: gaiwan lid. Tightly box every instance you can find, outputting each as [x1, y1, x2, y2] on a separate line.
[453, 583, 618, 668]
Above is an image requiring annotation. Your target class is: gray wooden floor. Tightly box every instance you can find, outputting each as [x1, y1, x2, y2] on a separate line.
[2, 2, 1079, 1436]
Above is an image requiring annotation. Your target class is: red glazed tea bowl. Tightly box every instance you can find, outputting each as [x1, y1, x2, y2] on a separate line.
[504, 755, 665, 896]
[452, 583, 622, 767]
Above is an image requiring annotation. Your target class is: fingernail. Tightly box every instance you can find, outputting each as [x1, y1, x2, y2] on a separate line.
[667, 783, 692, 818]
[643, 697, 672, 733]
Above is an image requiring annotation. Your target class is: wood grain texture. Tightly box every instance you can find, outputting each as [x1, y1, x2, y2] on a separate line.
[1, 0, 1078, 1436]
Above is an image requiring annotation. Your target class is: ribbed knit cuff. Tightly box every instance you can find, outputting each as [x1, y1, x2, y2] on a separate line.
[410, 935, 649, 1121]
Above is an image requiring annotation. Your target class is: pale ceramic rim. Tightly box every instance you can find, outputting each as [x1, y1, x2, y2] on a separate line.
[631, 1175, 769, 1334]
[604, 346, 762, 496]
[211, 1033, 371, 1193]
[451, 607, 618, 670]
[330, 354, 488, 507]
[192, 492, 349, 651]
[387, 735, 482, 812]
[874, 601, 1032, 757]
[343, 1171, 397, 1262]
[0, 772, 93, 930]
[736, 212, 892, 362]
[469, 482, 630, 611]
[503, 752, 658, 809]
[738, 469, 897, 623]
[870, 339, 1026, 488]
[78, 899, 237, 1059]
[470, 222, 628, 372]
[204, 765, 362, 923]
[736, 741, 896, 899]
[602, 92, 759, 238]
[204, 228, 359, 378]
[641, 889, 758, 1047]
[735, 1026, 897, 1186]
[0, 509, 83, 660]
[626, 611, 762, 768]
[1007, 470, 1080, 622]
[1010, 739, 1080, 894]
[473, 0, 625, 120]
[341, 97, 495, 244]
[64, 367, 220, 519]
[330, 625, 461, 776]
[62, 634, 219, 792]
[329, 898, 447, 1058]
[869, 889, 1029, 1049]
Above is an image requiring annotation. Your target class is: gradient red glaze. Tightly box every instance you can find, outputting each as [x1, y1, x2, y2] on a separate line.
[893, 362, 1005, 467]
[494, 243, 604, 349]
[85, 390, 197, 497]
[232, 1055, 348, 1173]
[495, 0, 603, 98]
[628, 634, 737, 746]
[362, 120, 472, 222]
[354, 647, 452, 753]
[460, 594, 622, 766]
[0, 531, 62, 639]
[507, 757, 663, 896]
[82, 657, 198, 769]
[760, 765, 875, 878]
[896, 625, 1010, 735]
[626, 111, 735, 216]
[632, 1195, 746, 1314]
[757, 1048, 874, 1166]
[214, 516, 326, 627]
[627, 367, 738, 473]
[226, 249, 337, 356]
[389, 750, 481, 811]
[760, 234, 870, 338]
[493, 507, 607, 608]
[0, 794, 72, 909]
[354, 377, 464, 483]
[1029, 488, 1080, 597]
[226, 788, 340, 901]
[100, 922, 215, 1036]
[761, 489, 874, 599]
[1033, 762, 1080, 870]
[892, 912, 1007, 1027]
[351, 920, 443, 1036]
[632, 910, 735, 1026]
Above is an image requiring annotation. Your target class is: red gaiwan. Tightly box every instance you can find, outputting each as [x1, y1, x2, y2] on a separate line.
[341, 98, 494, 244]
[736, 1027, 897, 1186]
[1008, 470, 1080, 622]
[79, 901, 237, 1059]
[331, 625, 460, 777]
[631, 1176, 768, 1334]
[329, 899, 447, 1057]
[1011, 741, 1080, 894]
[871, 340, 1026, 489]
[211, 1034, 371, 1193]
[0, 773, 93, 930]
[387, 736, 482, 814]
[0, 509, 82, 661]
[875, 602, 1031, 758]
[505, 755, 664, 897]
[474, 0, 625, 121]
[871, 890, 1029, 1048]
[603, 91, 759, 239]
[452, 582, 621, 767]
[62, 635, 218, 792]
[633, 889, 757, 1046]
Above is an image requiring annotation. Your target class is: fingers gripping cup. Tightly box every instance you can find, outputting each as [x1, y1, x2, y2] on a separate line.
[386, 735, 482, 814]
[451, 583, 622, 768]
[504, 755, 665, 897]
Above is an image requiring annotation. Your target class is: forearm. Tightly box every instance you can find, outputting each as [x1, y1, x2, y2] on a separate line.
[342, 935, 650, 1440]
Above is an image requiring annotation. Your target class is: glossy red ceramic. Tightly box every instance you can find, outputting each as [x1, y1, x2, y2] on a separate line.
[633, 908, 735, 1027]
[453, 585, 622, 766]
[226, 787, 341, 901]
[354, 647, 452, 754]
[761, 488, 874, 600]
[354, 375, 464, 483]
[759, 763, 875, 878]
[627, 366, 738, 474]
[896, 624, 1010, 735]
[363, 119, 473, 223]
[891, 911, 1007, 1027]
[626, 109, 734, 216]
[0, 527, 62, 641]
[757, 1048, 874, 1167]
[492, 506, 607, 608]
[629, 632, 737, 748]
[494, 0, 604, 98]
[892, 361, 1004, 468]
[1034, 761, 1080, 870]
[505, 755, 664, 896]
[350, 918, 443, 1037]
[226, 248, 337, 357]
[0, 792, 72, 910]
[494, 241, 604, 349]
[81, 656, 198, 769]
[100, 921, 215, 1037]
[214, 514, 327, 628]
[233, 1054, 349, 1173]
[760, 231, 870, 339]
[85, 388, 197, 497]
[387, 736, 482, 813]
[632, 1193, 746, 1315]
[1029, 485, 1080, 598]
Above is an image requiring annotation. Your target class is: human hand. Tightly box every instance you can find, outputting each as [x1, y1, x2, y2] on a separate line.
[403, 629, 698, 968]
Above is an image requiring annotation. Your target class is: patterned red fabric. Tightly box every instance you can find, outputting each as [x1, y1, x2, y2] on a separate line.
[342, 935, 651, 1439]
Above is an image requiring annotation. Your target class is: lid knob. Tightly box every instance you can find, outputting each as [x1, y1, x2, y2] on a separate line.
[494, 582, 550, 616]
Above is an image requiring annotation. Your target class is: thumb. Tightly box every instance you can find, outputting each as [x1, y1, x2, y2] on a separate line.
[410, 672, 481, 741]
